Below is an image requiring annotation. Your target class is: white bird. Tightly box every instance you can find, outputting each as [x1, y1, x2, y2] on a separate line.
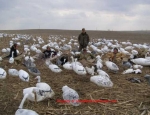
[18, 69, 30, 82]
[105, 61, 119, 72]
[0, 68, 7, 79]
[90, 75, 113, 87]
[8, 69, 18, 76]
[9, 51, 14, 63]
[15, 93, 39, 115]
[35, 76, 55, 98]
[62, 85, 81, 106]
[97, 69, 110, 78]
[85, 66, 95, 75]
[122, 68, 134, 74]
[131, 58, 150, 66]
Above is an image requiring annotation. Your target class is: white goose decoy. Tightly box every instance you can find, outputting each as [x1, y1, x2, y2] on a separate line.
[48, 61, 62, 73]
[23, 87, 46, 102]
[8, 69, 19, 76]
[97, 69, 110, 78]
[62, 85, 81, 106]
[63, 62, 73, 70]
[131, 58, 150, 66]
[72, 58, 86, 75]
[85, 66, 95, 75]
[90, 75, 113, 87]
[15, 94, 39, 115]
[9, 51, 14, 63]
[122, 68, 134, 74]
[18, 69, 30, 82]
[105, 61, 119, 72]
[0, 68, 7, 79]
[35, 76, 55, 98]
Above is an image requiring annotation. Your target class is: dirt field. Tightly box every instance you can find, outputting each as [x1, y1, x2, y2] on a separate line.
[0, 29, 150, 115]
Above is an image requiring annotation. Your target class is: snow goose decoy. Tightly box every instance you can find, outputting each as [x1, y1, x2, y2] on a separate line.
[15, 93, 39, 115]
[0, 68, 7, 79]
[62, 85, 81, 106]
[90, 75, 113, 87]
[8, 69, 19, 76]
[48, 61, 62, 73]
[63, 62, 73, 70]
[35, 76, 55, 98]
[97, 69, 110, 78]
[105, 61, 119, 73]
[18, 69, 30, 82]
[131, 58, 150, 66]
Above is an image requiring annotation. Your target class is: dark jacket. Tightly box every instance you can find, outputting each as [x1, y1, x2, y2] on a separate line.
[43, 50, 57, 58]
[9, 45, 17, 57]
[78, 32, 89, 48]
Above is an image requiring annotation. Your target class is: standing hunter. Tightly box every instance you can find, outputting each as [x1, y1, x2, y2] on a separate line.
[78, 28, 90, 52]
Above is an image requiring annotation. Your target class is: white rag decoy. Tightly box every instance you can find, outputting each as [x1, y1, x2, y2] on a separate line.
[23, 87, 46, 102]
[97, 69, 110, 78]
[8, 69, 18, 76]
[35, 76, 55, 98]
[9, 51, 14, 63]
[15, 93, 39, 115]
[18, 69, 30, 82]
[0, 68, 7, 79]
[122, 68, 134, 74]
[105, 61, 119, 72]
[131, 58, 150, 66]
[85, 66, 95, 75]
[62, 85, 81, 106]
[90, 75, 113, 87]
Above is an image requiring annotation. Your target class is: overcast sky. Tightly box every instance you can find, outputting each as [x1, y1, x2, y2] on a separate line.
[0, 0, 150, 30]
